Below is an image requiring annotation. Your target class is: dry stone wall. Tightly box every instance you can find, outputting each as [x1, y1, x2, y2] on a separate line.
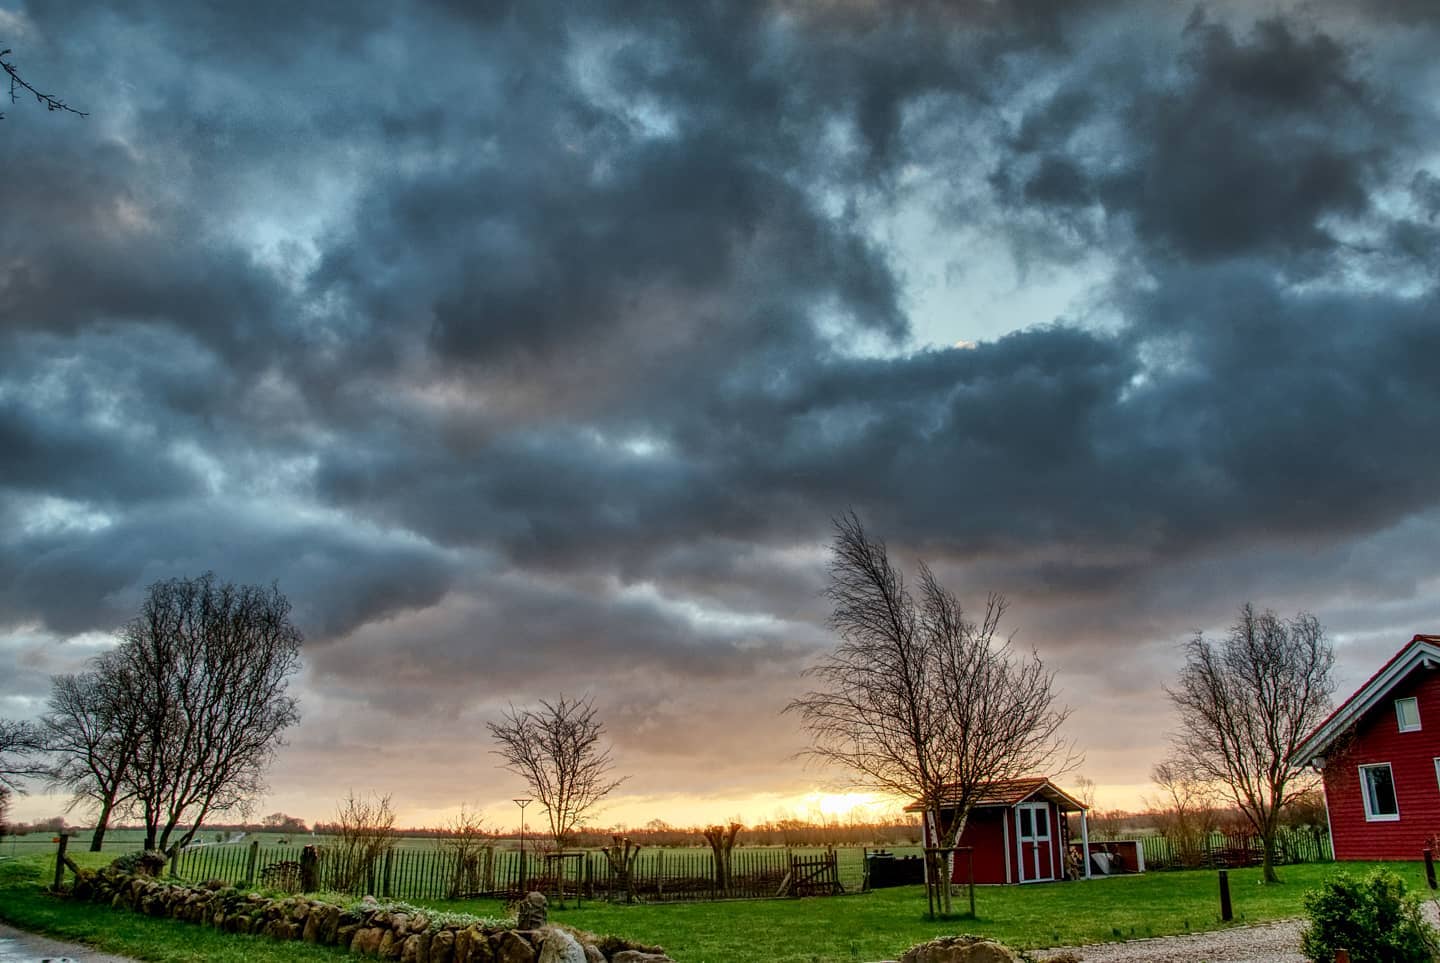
[64, 861, 674, 963]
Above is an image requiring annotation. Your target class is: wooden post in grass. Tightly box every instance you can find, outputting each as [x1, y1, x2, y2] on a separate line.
[1425, 848, 1437, 890]
[52, 833, 72, 890]
[1218, 869, 1233, 922]
[244, 839, 260, 886]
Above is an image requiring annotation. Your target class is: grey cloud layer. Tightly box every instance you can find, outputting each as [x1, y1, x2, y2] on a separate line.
[3, 0, 1438, 802]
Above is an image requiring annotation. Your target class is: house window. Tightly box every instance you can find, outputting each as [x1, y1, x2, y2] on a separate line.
[1360, 763, 1399, 821]
[1434, 758, 1440, 796]
[1396, 697, 1421, 732]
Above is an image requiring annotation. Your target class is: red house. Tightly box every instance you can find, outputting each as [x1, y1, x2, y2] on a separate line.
[1295, 634, 1440, 861]
[907, 777, 1090, 884]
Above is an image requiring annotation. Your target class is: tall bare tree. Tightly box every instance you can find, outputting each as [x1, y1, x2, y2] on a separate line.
[1166, 604, 1334, 883]
[488, 695, 627, 851]
[787, 512, 1073, 915]
[117, 573, 303, 854]
[42, 652, 144, 851]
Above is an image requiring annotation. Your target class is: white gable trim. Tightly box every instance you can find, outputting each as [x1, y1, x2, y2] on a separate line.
[1295, 640, 1440, 765]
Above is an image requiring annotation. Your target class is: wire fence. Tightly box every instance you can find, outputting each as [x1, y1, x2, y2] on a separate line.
[176, 843, 853, 904]
[1135, 827, 1332, 870]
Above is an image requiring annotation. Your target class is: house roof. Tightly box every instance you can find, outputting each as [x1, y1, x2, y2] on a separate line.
[1294, 634, 1440, 765]
[904, 776, 1087, 813]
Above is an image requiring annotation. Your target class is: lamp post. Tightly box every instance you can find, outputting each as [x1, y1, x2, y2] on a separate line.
[514, 798, 532, 894]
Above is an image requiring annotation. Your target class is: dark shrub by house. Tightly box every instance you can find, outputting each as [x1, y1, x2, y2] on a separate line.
[1301, 869, 1438, 963]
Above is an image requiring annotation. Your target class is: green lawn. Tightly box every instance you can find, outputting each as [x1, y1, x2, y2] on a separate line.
[420, 861, 1434, 963]
[0, 850, 1431, 963]
[0, 852, 353, 963]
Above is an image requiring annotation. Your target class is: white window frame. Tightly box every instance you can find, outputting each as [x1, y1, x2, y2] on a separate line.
[1434, 757, 1440, 796]
[1396, 697, 1422, 732]
[1360, 762, 1400, 822]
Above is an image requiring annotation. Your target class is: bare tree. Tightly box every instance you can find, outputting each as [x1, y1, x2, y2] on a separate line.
[1166, 604, 1334, 883]
[1146, 761, 1221, 868]
[116, 573, 303, 854]
[0, 47, 85, 119]
[440, 804, 491, 898]
[702, 822, 742, 896]
[329, 791, 396, 894]
[787, 513, 1073, 915]
[488, 695, 627, 851]
[41, 652, 143, 851]
[0, 718, 46, 832]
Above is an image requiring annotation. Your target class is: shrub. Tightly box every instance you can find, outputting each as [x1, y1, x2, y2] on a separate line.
[1301, 869, 1439, 963]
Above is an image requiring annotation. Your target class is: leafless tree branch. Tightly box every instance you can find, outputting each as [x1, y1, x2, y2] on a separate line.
[0, 47, 86, 120]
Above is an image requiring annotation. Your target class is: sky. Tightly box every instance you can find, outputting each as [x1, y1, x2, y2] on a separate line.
[3, 0, 1440, 831]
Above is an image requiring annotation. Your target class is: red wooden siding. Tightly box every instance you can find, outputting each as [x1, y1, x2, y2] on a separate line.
[1323, 664, 1440, 861]
[952, 806, 1010, 884]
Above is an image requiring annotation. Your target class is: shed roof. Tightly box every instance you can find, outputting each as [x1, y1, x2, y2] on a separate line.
[905, 776, 1087, 813]
[1294, 634, 1440, 765]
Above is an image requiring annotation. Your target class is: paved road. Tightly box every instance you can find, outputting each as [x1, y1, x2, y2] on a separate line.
[0, 924, 136, 963]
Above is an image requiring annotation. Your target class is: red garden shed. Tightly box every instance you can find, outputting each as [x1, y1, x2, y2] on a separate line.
[907, 777, 1091, 884]
[1295, 634, 1440, 861]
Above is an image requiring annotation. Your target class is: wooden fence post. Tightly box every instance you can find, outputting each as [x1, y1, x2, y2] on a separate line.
[52, 833, 72, 890]
[244, 840, 260, 887]
[1218, 869, 1233, 922]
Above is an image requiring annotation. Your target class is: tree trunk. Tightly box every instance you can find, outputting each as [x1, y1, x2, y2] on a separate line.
[90, 797, 116, 852]
[1260, 824, 1279, 884]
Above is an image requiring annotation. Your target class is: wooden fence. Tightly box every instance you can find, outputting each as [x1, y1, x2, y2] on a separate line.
[177, 843, 852, 904]
[1136, 827, 1332, 870]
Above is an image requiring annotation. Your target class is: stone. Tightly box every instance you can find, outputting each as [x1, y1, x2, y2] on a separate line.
[401, 932, 432, 963]
[582, 945, 604, 963]
[900, 937, 1019, 963]
[492, 929, 538, 963]
[537, 928, 587, 963]
[431, 929, 456, 963]
[611, 953, 675, 963]
[380, 928, 406, 959]
[516, 892, 548, 930]
[336, 923, 363, 950]
[353, 926, 386, 956]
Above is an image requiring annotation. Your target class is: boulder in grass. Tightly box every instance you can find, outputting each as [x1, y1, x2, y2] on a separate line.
[900, 935, 1020, 963]
[537, 928, 587, 963]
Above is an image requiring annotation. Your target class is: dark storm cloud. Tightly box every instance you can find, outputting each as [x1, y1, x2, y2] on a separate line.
[999, 13, 1403, 266]
[4, 0, 1440, 813]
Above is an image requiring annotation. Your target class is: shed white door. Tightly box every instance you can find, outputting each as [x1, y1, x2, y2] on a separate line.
[1017, 803, 1053, 882]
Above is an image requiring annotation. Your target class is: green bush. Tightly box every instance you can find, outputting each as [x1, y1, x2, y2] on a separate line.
[1301, 869, 1439, 963]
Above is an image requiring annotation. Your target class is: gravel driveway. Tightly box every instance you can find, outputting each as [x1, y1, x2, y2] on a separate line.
[1040, 918, 1308, 963]
[1040, 900, 1440, 963]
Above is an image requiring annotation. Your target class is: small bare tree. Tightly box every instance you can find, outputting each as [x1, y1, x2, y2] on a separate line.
[1146, 761, 1220, 868]
[487, 695, 627, 851]
[1166, 604, 1334, 883]
[441, 804, 491, 898]
[330, 791, 396, 894]
[787, 513, 1073, 915]
[702, 822, 743, 896]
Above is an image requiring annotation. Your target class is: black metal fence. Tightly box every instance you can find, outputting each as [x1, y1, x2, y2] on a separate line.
[1136, 827, 1332, 870]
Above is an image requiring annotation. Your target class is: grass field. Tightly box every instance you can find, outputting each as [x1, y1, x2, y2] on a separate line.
[3, 846, 1431, 963]
[415, 861, 1434, 962]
